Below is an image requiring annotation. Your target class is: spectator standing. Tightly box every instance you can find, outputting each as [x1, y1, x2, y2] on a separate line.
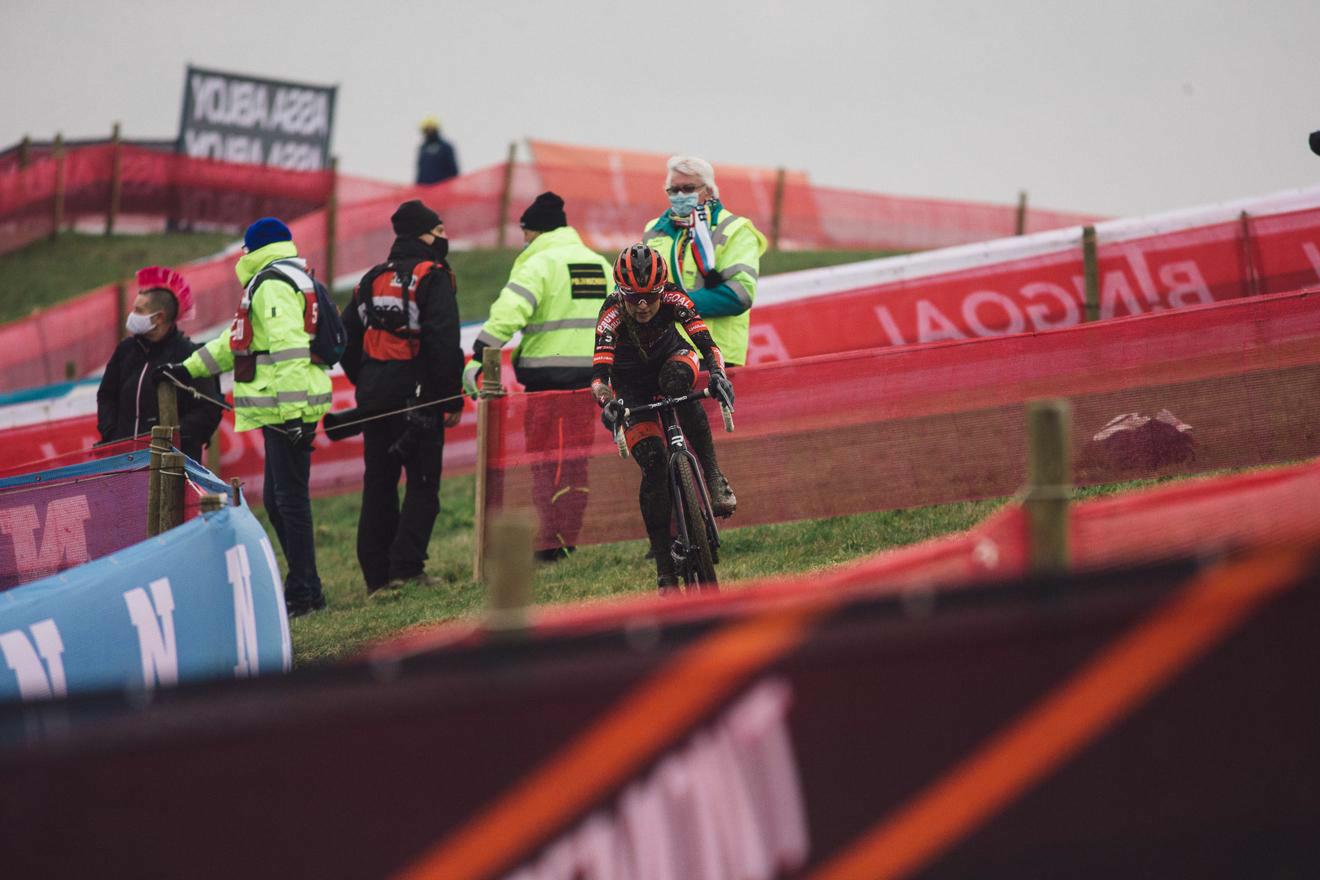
[155, 218, 333, 618]
[97, 266, 222, 462]
[462, 192, 612, 560]
[416, 117, 459, 185]
[340, 200, 464, 594]
[639, 156, 766, 514]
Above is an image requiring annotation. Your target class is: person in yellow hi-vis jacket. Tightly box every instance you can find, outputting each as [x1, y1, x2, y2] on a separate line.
[462, 192, 613, 561]
[156, 218, 333, 618]
[639, 156, 766, 515]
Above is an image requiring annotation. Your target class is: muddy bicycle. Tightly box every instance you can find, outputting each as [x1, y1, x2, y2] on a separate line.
[612, 388, 735, 591]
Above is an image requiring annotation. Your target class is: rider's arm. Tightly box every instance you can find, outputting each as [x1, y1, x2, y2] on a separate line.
[664, 291, 727, 373]
[590, 300, 623, 405]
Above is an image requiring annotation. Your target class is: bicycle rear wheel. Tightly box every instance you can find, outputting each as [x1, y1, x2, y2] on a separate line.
[674, 455, 718, 591]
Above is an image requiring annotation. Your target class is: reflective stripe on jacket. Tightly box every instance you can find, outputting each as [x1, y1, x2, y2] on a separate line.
[643, 203, 767, 366]
[183, 240, 333, 431]
[475, 226, 612, 390]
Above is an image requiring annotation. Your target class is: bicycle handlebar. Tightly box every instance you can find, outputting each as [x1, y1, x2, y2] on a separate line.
[615, 387, 736, 438]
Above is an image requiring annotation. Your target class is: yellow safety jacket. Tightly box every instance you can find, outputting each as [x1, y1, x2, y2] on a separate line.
[183, 241, 333, 431]
[643, 201, 767, 366]
[475, 226, 612, 390]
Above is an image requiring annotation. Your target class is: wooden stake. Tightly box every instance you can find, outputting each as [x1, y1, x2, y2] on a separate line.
[495, 141, 517, 249]
[146, 426, 173, 537]
[483, 511, 534, 635]
[206, 428, 222, 477]
[230, 477, 243, 507]
[18, 135, 30, 169]
[324, 155, 338, 289]
[770, 167, 787, 252]
[106, 122, 122, 236]
[1239, 211, 1259, 298]
[156, 374, 179, 430]
[1015, 190, 1028, 236]
[158, 452, 186, 534]
[1081, 226, 1100, 321]
[471, 346, 504, 582]
[1025, 399, 1072, 575]
[51, 133, 65, 239]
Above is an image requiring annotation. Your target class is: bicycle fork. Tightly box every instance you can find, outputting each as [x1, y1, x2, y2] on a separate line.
[663, 416, 721, 572]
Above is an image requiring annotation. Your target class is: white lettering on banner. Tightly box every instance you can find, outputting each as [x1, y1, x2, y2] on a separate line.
[227, 545, 259, 678]
[872, 306, 908, 347]
[0, 496, 92, 581]
[258, 537, 292, 671]
[0, 619, 67, 701]
[268, 87, 329, 137]
[1302, 241, 1320, 281]
[504, 678, 808, 880]
[962, 291, 1025, 337]
[123, 579, 179, 689]
[1159, 261, 1213, 308]
[915, 299, 966, 343]
[266, 141, 323, 171]
[746, 324, 790, 365]
[183, 130, 265, 164]
[1021, 282, 1080, 330]
[190, 74, 270, 128]
[1124, 247, 1163, 309]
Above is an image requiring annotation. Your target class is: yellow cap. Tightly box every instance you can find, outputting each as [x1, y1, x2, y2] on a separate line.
[419, 116, 440, 132]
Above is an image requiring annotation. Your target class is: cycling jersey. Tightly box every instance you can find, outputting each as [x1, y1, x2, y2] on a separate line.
[591, 286, 725, 395]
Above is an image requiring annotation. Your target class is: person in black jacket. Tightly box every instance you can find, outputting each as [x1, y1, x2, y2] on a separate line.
[96, 267, 223, 462]
[339, 200, 465, 593]
[416, 118, 459, 185]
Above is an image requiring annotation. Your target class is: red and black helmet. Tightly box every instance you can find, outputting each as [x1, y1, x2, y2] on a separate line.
[613, 243, 668, 294]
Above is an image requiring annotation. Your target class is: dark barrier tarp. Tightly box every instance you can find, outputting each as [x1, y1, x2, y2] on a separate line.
[1, 546, 1317, 878]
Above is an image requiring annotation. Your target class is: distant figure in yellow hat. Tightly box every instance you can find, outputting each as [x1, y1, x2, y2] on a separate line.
[417, 117, 459, 185]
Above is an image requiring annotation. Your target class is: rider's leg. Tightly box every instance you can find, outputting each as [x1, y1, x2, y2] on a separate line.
[630, 429, 677, 590]
[660, 355, 737, 517]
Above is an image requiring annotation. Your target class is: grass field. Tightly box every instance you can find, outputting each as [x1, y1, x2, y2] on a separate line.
[0, 231, 234, 322]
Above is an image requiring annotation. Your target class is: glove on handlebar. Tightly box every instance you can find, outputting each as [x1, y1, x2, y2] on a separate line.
[708, 371, 735, 409]
[601, 399, 625, 433]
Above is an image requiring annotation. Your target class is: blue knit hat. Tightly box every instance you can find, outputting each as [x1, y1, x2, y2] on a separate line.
[243, 217, 292, 252]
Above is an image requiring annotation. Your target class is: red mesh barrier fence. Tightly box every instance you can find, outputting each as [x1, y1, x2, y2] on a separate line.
[0, 465, 149, 590]
[528, 140, 1103, 251]
[482, 289, 1320, 551]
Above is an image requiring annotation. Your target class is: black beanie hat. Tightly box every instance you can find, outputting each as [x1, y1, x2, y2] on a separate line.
[520, 191, 567, 232]
[391, 199, 442, 237]
[1311, 130, 1320, 157]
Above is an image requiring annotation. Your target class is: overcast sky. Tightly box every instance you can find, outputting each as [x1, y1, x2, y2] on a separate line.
[4, 0, 1317, 218]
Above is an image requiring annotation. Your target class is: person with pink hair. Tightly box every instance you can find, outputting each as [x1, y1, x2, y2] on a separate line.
[95, 266, 223, 462]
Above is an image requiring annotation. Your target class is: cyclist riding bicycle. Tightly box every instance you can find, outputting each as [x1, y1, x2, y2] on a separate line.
[592, 243, 737, 592]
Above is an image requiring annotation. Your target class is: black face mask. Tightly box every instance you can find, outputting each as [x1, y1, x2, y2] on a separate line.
[429, 236, 449, 261]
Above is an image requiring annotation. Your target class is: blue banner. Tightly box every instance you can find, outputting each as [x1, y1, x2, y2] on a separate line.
[0, 504, 290, 702]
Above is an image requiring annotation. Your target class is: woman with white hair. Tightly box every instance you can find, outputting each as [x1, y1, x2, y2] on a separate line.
[640, 155, 767, 516]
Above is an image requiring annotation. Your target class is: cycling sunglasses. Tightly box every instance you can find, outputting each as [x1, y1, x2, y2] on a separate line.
[618, 288, 663, 305]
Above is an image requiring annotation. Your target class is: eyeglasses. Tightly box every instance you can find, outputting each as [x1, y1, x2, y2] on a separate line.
[665, 183, 703, 195]
[619, 289, 662, 305]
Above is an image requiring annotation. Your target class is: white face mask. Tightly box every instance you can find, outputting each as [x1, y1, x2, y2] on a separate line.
[126, 311, 160, 336]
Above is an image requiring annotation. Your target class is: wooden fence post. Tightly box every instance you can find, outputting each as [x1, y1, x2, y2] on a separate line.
[483, 511, 534, 635]
[158, 452, 186, 534]
[156, 376, 179, 431]
[1025, 398, 1072, 575]
[207, 429, 222, 477]
[495, 141, 517, 249]
[1239, 211, 1259, 298]
[1015, 190, 1029, 236]
[769, 167, 787, 252]
[230, 477, 243, 507]
[106, 122, 122, 236]
[51, 133, 65, 239]
[472, 346, 504, 583]
[146, 425, 173, 537]
[324, 155, 338, 289]
[18, 135, 30, 169]
[116, 280, 129, 343]
[1081, 225, 1100, 321]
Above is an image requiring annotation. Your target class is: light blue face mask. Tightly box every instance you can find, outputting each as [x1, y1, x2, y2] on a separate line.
[668, 191, 700, 216]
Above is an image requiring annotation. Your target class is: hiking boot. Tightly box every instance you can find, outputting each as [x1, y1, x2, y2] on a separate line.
[286, 594, 327, 619]
[709, 472, 737, 518]
[367, 581, 400, 598]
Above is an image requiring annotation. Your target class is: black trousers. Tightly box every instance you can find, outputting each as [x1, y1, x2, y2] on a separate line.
[358, 413, 443, 588]
[261, 427, 323, 607]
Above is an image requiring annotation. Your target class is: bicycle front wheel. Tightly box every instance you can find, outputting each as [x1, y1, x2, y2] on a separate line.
[674, 455, 718, 591]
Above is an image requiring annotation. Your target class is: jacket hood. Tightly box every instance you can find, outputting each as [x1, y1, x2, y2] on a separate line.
[236, 240, 300, 285]
[513, 225, 584, 272]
